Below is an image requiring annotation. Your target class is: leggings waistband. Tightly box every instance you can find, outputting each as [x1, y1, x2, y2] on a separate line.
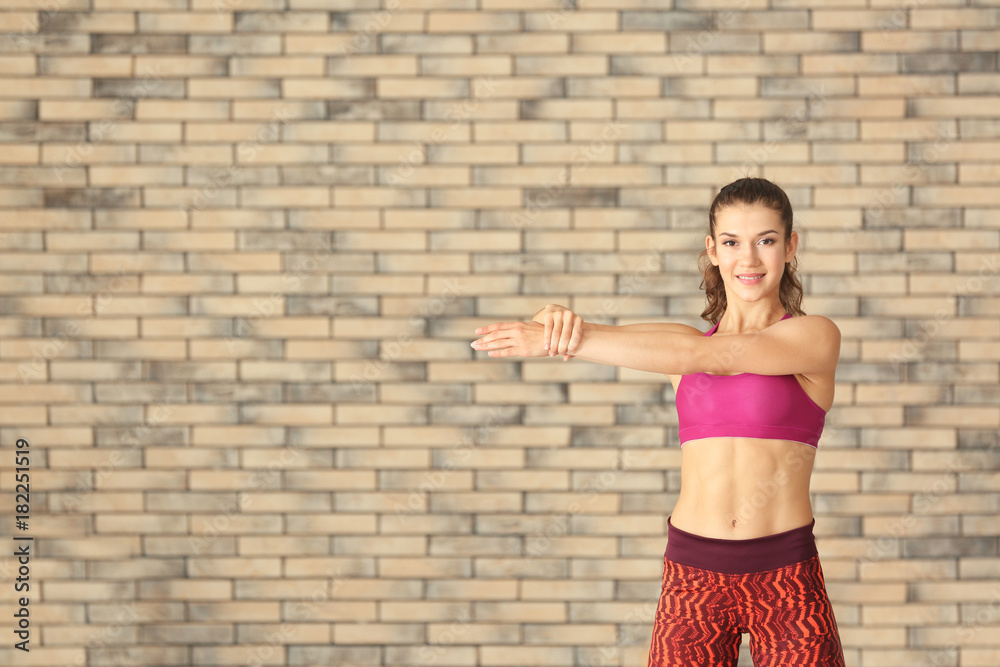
[665, 517, 818, 575]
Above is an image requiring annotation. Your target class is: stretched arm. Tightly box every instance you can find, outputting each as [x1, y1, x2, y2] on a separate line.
[526, 303, 703, 359]
[475, 314, 840, 378]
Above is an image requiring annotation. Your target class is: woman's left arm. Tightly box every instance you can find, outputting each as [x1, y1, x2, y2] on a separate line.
[473, 315, 840, 377]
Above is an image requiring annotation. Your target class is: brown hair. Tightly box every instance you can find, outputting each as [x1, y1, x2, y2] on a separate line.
[698, 177, 805, 324]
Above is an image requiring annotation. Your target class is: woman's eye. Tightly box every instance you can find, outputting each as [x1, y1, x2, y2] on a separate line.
[759, 238, 775, 245]
[723, 240, 737, 247]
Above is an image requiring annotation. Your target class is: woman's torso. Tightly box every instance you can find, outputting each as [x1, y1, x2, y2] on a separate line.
[666, 326, 834, 539]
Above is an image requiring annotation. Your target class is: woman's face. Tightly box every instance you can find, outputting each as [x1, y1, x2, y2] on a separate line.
[706, 205, 798, 304]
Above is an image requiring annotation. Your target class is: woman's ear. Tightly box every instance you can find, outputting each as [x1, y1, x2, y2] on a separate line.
[785, 230, 799, 263]
[705, 235, 719, 266]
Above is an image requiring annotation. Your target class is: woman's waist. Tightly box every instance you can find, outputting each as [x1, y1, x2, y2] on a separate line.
[671, 487, 814, 540]
[664, 514, 818, 574]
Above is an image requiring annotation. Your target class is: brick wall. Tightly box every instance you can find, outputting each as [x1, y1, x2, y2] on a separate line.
[0, 1, 998, 666]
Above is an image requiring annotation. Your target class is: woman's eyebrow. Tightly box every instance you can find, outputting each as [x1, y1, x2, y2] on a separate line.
[718, 230, 779, 238]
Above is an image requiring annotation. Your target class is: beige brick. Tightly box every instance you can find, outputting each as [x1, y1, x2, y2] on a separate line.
[474, 602, 567, 623]
[861, 119, 958, 143]
[707, 54, 799, 76]
[137, 12, 233, 33]
[858, 74, 955, 96]
[960, 164, 1000, 183]
[863, 31, 959, 53]
[525, 491, 621, 514]
[283, 32, 363, 53]
[477, 33, 569, 54]
[234, 536, 328, 557]
[333, 623, 424, 644]
[374, 76, 467, 99]
[289, 515, 377, 540]
[375, 557, 467, 579]
[910, 8, 1000, 30]
[134, 100, 230, 120]
[517, 56, 609, 77]
[574, 32, 665, 53]
[904, 230, 998, 251]
[427, 11, 520, 32]
[2, 144, 41, 165]
[480, 646, 575, 665]
[0, 77, 91, 98]
[910, 96, 1000, 119]
[525, 535, 618, 558]
[0, 55, 36, 75]
[38, 99, 128, 121]
[0, 12, 38, 32]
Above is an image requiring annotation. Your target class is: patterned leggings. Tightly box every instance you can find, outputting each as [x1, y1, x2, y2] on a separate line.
[647, 555, 845, 666]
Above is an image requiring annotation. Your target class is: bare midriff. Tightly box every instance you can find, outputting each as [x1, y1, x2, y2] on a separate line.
[669, 436, 817, 540]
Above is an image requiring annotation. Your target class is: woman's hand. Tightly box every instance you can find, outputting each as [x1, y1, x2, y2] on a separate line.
[537, 305, 584, 360]
[531, 303, 570, 323]
[472, 321, 550, 358]
[474, 306, 584, 361]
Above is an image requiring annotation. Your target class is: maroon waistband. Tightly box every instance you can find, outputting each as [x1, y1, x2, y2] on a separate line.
[665, 517, 818, 575]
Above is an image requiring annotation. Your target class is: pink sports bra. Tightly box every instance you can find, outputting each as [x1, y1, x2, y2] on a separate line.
[675, 314, 827, 448]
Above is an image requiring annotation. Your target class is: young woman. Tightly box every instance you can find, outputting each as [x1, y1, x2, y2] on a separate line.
[472, 178, 845, 666]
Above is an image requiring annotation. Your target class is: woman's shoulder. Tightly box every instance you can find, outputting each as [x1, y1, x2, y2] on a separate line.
[775, 315, 841, 357]
[780, 314, 840, 337]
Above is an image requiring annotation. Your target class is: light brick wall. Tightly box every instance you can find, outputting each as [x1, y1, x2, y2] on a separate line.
[0, 2, 998, 666]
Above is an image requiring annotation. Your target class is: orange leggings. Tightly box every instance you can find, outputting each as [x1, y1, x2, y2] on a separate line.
[648, 555, 845, 667]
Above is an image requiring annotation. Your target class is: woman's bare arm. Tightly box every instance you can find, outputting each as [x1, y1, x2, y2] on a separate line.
[524, 304, 704, 358]
[474, 314, 840, 378]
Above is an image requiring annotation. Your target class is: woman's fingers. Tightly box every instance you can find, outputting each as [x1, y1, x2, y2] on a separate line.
[567, 314, 583, 355]
[556, 310, 573, 355]
[472, 321, 547, 358]
[474, 320, 573, 359]
[548, 315, 563, 357]
[474, 321, 519, 335]
[472, 333, 512, 352]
